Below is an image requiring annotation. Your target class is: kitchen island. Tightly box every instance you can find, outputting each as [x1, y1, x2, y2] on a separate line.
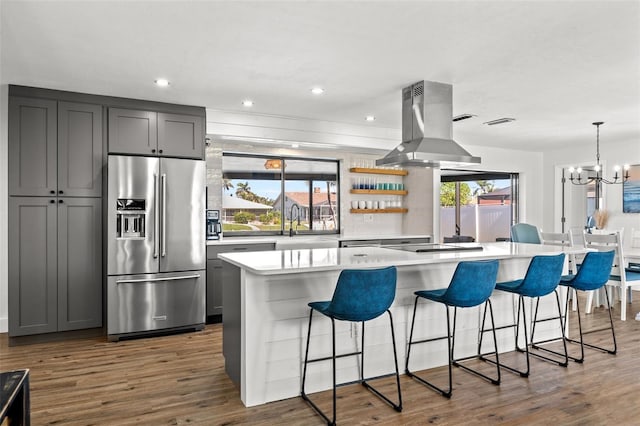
[219, 242, 583, 407]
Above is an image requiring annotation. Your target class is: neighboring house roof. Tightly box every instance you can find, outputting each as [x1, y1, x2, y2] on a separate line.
[281, 192, 337, 208]
[477, 187, 511, 203]
[223, 195, 273, 210]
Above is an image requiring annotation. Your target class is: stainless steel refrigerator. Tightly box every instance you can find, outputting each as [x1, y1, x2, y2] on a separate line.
[107, 155, 205, 340]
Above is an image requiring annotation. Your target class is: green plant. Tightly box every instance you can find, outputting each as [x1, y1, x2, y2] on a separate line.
[234, 211, 256, 224]
[440, 182, 472, 206]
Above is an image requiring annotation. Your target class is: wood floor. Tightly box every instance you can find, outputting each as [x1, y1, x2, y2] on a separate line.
[2, 295, 640, 425]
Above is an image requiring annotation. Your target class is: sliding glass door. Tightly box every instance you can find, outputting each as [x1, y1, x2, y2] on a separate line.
[440, 171, 519, 243]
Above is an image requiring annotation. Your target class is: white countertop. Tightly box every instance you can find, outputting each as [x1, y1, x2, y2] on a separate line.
[206, 234, 431, 246]
[218, 242, 583, 275]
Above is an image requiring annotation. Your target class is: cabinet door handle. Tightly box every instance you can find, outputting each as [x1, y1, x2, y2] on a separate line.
[58, 200, 64, 204]
[159, 149, 163, 154]
[116, 274, 200, 284]
[58, 190, 64, 194]
[50, 190, 55, 194]
[50, 199, 56, 204]
[151, 149, 156, 153]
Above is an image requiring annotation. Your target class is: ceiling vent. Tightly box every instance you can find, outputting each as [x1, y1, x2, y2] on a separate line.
[483, 117, 516, 126]
[453, 113, 476, 122]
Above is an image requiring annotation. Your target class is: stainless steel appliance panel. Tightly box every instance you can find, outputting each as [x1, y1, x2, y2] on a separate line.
[107, 271, 205, 336]
[159, 158, 205, 273]
[108, 155, 159, 275]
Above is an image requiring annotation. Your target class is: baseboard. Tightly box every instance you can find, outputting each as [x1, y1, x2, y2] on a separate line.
[0, 317, 7, 334]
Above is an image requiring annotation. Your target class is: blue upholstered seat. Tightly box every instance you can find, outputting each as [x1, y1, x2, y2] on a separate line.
[496, 254, 565, 297]
[560, 250, 615, 291]
[308, 267, 397, 321]
[406, 260, 500, 398]
[488, 254, 567, 376]
[415, 260, 500, 308]
[301, 266, 402, 424]
[511, 223, 542, 244]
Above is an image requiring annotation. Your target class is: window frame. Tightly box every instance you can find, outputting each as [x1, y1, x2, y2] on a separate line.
[221, 152, 341, 237]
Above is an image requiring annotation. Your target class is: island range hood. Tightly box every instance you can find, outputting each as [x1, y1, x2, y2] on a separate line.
[376, 80, 481, 168]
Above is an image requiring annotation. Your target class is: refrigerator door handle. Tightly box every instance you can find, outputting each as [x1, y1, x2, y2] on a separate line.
[153, 173, 159, 259]
[161, 173, 167, 257]
[116, 274, 201, 284]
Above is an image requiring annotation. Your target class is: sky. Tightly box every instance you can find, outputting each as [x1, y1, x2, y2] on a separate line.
[225, 179, 312, 200]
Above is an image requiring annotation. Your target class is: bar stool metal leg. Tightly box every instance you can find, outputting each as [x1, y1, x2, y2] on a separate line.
[302, 309, 402, 425]
[528, 290, 569, 367]
[564, 288, 617, 362]
[406, 299, 501, 398]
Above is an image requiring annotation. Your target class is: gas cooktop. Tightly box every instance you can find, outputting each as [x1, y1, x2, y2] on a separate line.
[385, 243, 484, 253]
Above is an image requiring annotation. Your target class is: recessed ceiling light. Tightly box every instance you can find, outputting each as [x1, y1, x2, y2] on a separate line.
[365, 115, 376, 122]
[291, 143, 299, 148]
[155, 78, 170, 87]
[311, 87, 324, 95]
[242, 100, 254, 107]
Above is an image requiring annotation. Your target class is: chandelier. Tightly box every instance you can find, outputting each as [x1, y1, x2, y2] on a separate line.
[567, 122, 629, 185]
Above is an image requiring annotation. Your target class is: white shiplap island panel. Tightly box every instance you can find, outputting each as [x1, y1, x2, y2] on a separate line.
[219, 243, 582, 407]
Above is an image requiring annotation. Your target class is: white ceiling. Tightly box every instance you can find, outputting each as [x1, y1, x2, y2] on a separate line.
[2, 1, 639, 152]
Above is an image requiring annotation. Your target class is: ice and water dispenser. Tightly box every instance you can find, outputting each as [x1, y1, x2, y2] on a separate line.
[116, 199, 146, 239]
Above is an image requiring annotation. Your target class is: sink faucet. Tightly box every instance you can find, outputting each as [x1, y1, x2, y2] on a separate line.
[289, 204, 300, 237]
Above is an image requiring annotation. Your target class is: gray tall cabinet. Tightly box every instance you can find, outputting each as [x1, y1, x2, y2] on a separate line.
[8, 94, 103, 336]
[7, 85, 207, 339]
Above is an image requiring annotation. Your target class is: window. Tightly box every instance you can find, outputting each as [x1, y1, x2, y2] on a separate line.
[221, 154, 339, 236]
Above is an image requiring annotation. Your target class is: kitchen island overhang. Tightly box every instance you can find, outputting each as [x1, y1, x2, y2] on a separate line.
[219, 243, 586, 407]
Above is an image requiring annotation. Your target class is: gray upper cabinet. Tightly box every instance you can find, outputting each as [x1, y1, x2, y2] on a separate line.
[57, 197, 102, 331]
[9, 97, 103, 198]
[58, 102, 104, 197]
[108, 108, 158, 156]
[9, 97, 57, 197]
[158, 113, 204, 159]
[9, 197, 58, 336]
[109, 109, 204, 159]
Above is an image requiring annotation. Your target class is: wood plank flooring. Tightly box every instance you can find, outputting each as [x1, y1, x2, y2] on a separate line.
[1, 294, 640, 425]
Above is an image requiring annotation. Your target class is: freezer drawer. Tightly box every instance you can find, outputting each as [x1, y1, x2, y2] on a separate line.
[107, 271, 205, 339]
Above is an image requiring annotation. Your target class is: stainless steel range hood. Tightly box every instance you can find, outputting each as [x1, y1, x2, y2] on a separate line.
[376, 80, 481, 168]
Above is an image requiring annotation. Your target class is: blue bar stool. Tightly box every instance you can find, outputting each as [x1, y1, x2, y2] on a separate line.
[555, 250, 617, 363]
[301, 266, 402, 425]
[405, 260, 500, 398]
[480, 254, 568, 377]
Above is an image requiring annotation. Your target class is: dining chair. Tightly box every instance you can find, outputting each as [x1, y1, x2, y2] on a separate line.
[511, 223, 542, 244]
[540, 231, 575, 273]
[583, 231, 640, 321]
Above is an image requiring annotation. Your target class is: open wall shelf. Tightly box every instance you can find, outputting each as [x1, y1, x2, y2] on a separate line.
[349, 167, 408, 176]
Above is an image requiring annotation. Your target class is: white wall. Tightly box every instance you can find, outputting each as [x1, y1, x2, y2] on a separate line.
[542, 138, 640, 237]
[463, 143, 544, 227]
